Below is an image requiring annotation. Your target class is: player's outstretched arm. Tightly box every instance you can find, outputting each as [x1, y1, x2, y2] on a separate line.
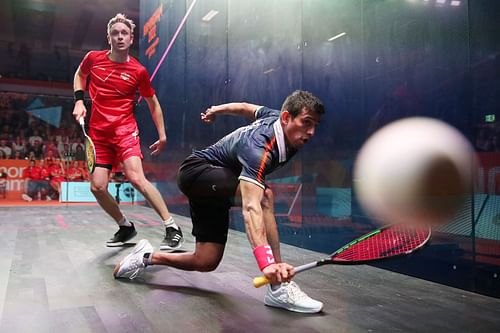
[239, 180, 295, 284]
[201, 102, 260, 123]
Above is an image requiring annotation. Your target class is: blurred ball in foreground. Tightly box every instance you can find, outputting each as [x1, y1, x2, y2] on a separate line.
[354, 117, 475, 226]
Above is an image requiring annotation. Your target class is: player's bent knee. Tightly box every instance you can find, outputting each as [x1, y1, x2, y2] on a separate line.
[127, 173, 147, 190]
[90, 183, 108, 194]
[197, 260, 221, 272]
[129, 180, 147, 193]
[194, 253, 222, 272]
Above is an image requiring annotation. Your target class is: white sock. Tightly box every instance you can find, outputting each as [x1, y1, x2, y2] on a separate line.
[117, 216, 132, 227]
[163, 216, 178, 230]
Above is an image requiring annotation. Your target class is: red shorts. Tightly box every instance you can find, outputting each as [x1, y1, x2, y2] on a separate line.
[90, 128, 143, 168]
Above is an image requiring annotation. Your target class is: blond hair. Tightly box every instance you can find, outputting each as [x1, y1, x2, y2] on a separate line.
[107, 13, 136, 34]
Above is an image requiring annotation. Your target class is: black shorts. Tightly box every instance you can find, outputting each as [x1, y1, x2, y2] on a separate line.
[177, 154, 239, 244]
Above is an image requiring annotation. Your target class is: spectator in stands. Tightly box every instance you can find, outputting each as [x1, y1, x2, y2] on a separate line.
[39, 158, 51, 195]
[74, 144, 85, 161]
[30, 139, 44, 159]
[44, 136, 59, 159]
[71, 140, 85, 156]
[0, 139, 12, 159]
[45, 148, 57, 161]
[11, 136, 27, 158]
[48, 158, 66, 200]
[12, 151, 23, 160]
[25, 151, 36, 161]
[58, 139, 70, 158]
[42, 123, 53, 141]
[60, 143, 73, 161]
[22, 159, 47, 201]
[67, 160, 84, 181]
[28, 129, 43, 146]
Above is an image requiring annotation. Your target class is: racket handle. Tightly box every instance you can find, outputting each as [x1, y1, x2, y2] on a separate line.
[253, 276, 270, 288]
[252, 262, 318, 288]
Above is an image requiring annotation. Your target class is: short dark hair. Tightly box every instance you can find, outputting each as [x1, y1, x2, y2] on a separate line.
[281, 90, 325, 118]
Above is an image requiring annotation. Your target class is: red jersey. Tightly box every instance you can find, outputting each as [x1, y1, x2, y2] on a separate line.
[23, 166, 43, 180]
[79, 50, 155, 133]
[48, 164, 66, 178]
[67, 167, 84, 181]
[40, 167, 49, 180]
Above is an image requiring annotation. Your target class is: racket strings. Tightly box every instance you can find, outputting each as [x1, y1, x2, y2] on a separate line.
[334, 225, 429, 262]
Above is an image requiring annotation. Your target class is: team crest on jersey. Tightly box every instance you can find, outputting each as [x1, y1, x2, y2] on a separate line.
[120, 72, 131, 81]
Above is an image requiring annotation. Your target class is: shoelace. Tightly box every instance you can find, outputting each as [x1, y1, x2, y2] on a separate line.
[284, 282, 309, 302]
[126, 258, 144, 279]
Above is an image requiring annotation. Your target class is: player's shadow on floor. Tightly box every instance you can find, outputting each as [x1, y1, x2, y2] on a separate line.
[118, 279, 327, 317]
[119, 279, 222, 297]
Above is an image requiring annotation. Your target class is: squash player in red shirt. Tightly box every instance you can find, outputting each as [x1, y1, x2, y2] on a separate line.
[72, 13, 183, 250]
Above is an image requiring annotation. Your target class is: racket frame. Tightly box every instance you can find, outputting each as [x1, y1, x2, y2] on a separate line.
[79, 117, 96, 174]
[254, 224, 431, 287]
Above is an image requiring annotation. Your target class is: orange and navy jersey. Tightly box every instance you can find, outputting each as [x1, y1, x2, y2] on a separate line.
[78, 50, 155, 133]
[193, 106, 297, 189]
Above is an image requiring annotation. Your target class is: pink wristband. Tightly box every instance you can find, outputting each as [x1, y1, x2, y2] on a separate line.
[253, 245, 275, 271]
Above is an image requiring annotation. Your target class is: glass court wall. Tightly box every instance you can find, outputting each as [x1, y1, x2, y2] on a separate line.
[139, 0, 500, 298]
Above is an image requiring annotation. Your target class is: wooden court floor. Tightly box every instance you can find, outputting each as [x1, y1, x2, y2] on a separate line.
[0, 205, 499, 333]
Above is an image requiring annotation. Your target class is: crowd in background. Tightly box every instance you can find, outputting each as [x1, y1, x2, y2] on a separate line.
[21, 158, 88, 201]
[0, 93, 89, 200]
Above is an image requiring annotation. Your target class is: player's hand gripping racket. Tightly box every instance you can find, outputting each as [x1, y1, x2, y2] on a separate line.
[253, 224, 431, 288]
[79, 117, 96, 174]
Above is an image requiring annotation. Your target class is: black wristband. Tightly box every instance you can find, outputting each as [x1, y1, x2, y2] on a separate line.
[74, 90, 84, 102]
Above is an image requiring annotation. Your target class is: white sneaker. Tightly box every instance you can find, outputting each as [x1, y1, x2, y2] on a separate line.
[264, 281, 323, 313]
[22, 194, 33, 202]
[113, 239, 154, 280]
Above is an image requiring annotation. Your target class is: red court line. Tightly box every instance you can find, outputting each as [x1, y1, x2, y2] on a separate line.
[55, 214, 68, 229]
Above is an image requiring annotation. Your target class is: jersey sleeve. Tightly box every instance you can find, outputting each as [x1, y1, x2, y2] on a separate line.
[138, 67, 155, 98]
[22, 168, 30, 178]
[79, 51, 96, 76]
[237, 137, 275, 189]
[255, 106, 280, 120]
